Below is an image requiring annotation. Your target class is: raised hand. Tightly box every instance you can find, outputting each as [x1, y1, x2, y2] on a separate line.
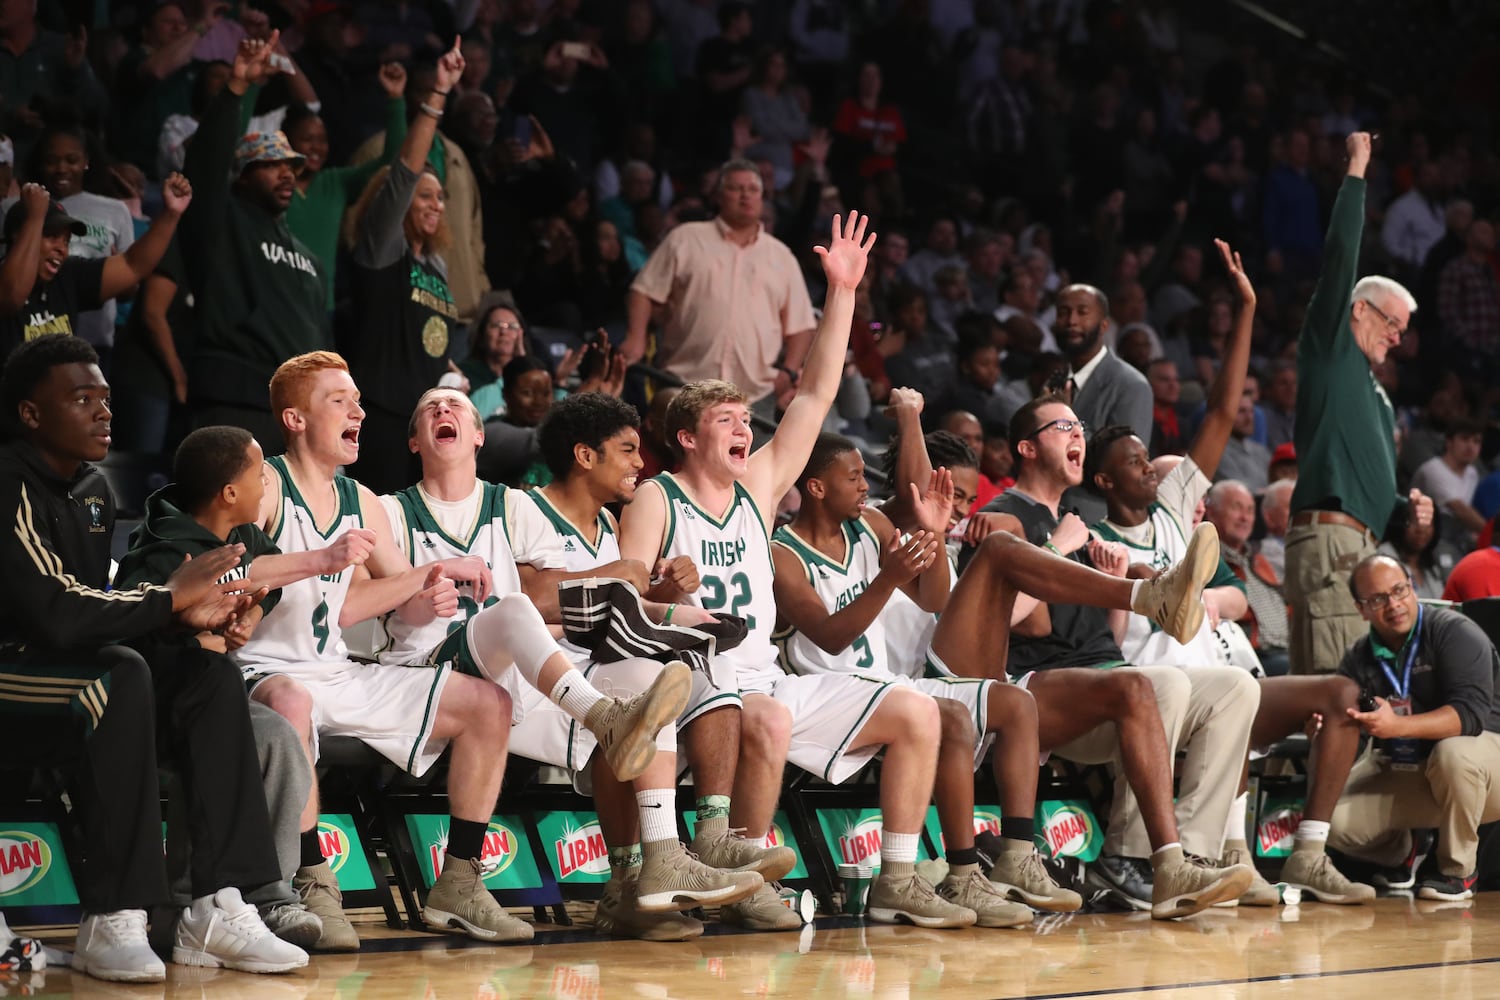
[232, 31, 279, 87]
[19, 182, 49, 218]
[878, 529, 941, 586]
[1213, 238, 1254, 306]
[1345, 131, 1372, 177]
[909, 467, 955, 536]
[435, 38, 466, 94]
[165, 545, 246, 611]
[882, 386, 924, 421]
[814, 212, 877, 291]
[379, 62, 408, 99]
[161, 172, 193, 215]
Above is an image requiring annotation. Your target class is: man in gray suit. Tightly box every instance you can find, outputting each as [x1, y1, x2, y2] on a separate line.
[1056, 284, 1154, 521]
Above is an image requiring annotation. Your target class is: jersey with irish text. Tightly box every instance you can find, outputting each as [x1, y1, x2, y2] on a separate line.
[772, 517, 889, 677]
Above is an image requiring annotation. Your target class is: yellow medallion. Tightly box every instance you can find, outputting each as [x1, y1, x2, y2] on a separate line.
[421, 315, 449, 358]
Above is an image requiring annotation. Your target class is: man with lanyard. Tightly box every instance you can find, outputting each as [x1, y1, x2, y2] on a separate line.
[1284, 131, 1434, 674]
[1086, 241, 1374, 906]
[1328, 554, 1500, 900]
[383, 386, 763, 942]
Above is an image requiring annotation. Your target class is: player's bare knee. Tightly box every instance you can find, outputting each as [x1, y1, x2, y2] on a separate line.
[886, 688, 940, 743]
[258, 678, 315, 735]
[937, 697, 972, 745]
[1323, 674, 1360, 715]
[977, 529, 1024, 567]
[986, 682, 1036, 731]
[740, 696, 791, 757]
[1109, 671, 1160, 718]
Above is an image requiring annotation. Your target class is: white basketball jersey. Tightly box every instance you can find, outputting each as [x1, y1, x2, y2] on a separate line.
[650, 473, 779, 692]
[772, 518, 890, 677]
[880, 557, 952, 679]
[523, 489, 621, 573]
[235, 457, 364, 675]
[376, 482, 525, 664]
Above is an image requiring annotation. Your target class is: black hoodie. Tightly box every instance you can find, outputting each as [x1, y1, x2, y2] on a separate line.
[115, 486, 282, 618]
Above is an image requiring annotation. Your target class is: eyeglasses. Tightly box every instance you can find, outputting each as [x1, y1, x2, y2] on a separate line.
[1356, 580, 1412, 610]
[1026, 418, 1086, 439]
[487, 320, 523, 332]
[1361, 300, 1408, 338]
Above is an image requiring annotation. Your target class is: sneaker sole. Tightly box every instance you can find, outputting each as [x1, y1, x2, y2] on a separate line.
[171, 945, 308, 974]
[422, 906, 535, 942]
[636, 874, 763, 912]
[1151, 867, 1254, 919]
[1283, 882, 1376, 905]
[1083, 872, 1153, 912]
[603, 663, 692, 782]
[867, 905, 976, 929]
[266, 918, 323, 951]
[1417, 886, 1475, 901]
[1375, 874, 1417, 890]
[1161, 524, 1219, 642]
[988, 879, 1083, 912]
[72, 957, 166, 984]
[306, 918, 361, 953]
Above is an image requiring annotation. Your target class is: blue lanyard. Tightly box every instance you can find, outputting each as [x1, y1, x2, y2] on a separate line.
[1376, 605, 1423, 701]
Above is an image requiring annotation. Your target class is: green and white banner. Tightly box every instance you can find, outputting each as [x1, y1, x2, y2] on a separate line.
[316, 814, 377, 892]
[403, 814, 543, 889]
[815, 808, 942, 874]
[1255, 790, 1305, 858]
[1036, 800, 1102, 862]
[0, 822, 78, 907]
[536, 811, 611, 884]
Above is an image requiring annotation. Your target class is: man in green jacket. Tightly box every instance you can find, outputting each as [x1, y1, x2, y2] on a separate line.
[1285, 131, 1434, 674]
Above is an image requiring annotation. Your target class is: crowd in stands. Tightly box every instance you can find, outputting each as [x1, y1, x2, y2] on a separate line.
[2, 0, 1500, 983]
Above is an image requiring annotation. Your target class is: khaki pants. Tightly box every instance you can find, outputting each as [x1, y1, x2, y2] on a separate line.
[1284, 520, 1376, 675]
[1328, 733, 1500, 876]
[1052, 665, 1260, 859]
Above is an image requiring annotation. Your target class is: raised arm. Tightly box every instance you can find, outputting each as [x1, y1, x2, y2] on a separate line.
[875, 387, 930, 532]
[618, 479, 673, 582]
[1301, 132, 1369, 357]
[0, 184, 48, 313]
[1187, 239, 1256, 480]
[747, 212, 875, 512]
[99, 174, 192, 301]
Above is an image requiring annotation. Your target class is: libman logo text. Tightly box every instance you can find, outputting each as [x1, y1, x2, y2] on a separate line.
[837, 815, 883, 866]
[554, 820, 609, 879]
[0, 832, 51, 896]
[1037, 801, 1101, 862]
[1255, 792, 1305, 859]
[317, 821, 351, 875]
[428, 822, 520, 879]
[405, 813, 543, 890]
[972, 809, 1002, 837]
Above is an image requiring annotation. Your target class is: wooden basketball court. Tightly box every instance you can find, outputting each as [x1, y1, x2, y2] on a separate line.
[13, 894, 1493, 998]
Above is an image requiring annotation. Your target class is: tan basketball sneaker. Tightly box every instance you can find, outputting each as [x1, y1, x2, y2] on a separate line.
[937, 867, 1033, 928]
[689, 823, 797, 881]
[595, 875, 704, 941]
[635, 840, 763, 912]
[1150, 848, 1254, 919]
[867, 869, 977, 929]
[423, 855, 535, 942]
[293, 862, 360, 952]
[719, 883, 803, 931]
[1131, 523, 1219, 643]
[987, 846, 1084, 912]
[1220, 842, 1280, 907]
[1280, 848, 1376, 904]
[584, 661, 692, 782]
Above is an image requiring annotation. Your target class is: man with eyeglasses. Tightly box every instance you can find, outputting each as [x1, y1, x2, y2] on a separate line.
[1327, 554, 1500, 900]
[1286, 131, 1435, 676]
[623, 157, 816, 427]
[961, 393, 1256, 918]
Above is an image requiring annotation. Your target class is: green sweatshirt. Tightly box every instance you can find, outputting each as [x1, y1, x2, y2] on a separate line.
[115, 486, 283, 619]
[287, 96, 408, 311]
[1290, 176, 1400, 535]
[181, 88, 330, 412]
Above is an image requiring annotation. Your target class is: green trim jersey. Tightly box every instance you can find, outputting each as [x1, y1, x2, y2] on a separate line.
[648, 472, 779, 692]
[1094, 456, 1241, 666]
[235, 456, 364, 674]
[523, 489, 621, 573]
[376, 482, 566, 664]
[772, 517, 889, 677]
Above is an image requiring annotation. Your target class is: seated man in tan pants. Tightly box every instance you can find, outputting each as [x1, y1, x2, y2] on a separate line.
[1328, 554, 1500, 900]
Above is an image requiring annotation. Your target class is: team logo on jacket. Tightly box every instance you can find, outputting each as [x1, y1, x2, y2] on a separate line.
[83, 495, 106, 533]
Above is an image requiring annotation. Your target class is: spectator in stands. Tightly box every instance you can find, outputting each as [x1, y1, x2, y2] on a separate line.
[157, 59, 232, 180]
[0, 335, 302, 982]
[1381, 160, 1447, 278]
[1207, 479, 1291, 677]
[1443, 531, 1500, 602]
[1330, 554, 1500, 901]
[1148, 243, 1203, 339]
[899, 215, 961, 295]
[1411, 418, 1486, 544]
[283, 62, 409, 312]
[1259, 476, 1294, 579]
[1056, 285, 1153, 447]
[294, 1, 386, 166]
[512, 35, 622, 177]
[343, 41, 466, 495]
[0, 7, 106, 158]
[1261, 360, 1296, 450]
[946, 335, 1006, 428]
[180, 34, 327, 445]
[1378, 500, 1456, 602]
[607, 0, 676, 126]
[0, 179, 189, 358]
[832, 60, 907, 213]
[1262, 129, 1323, 280]
[741, 47, 810, 193]
[578, 217, 634, 331]
[965, 228, 1010, 314]
[1415, 198, 1472, 321]
[995, 268, 1056, 349]
[1437, 218, 1500, 361]
[692, 2, 755, 154]
[1147, 358, 1184, 456]
[1214, 394, 1271, 492]
[114, 0, 217, 178]
[624, 158, 816, 424]
[1285, 133, 1434, 675]
[883, 283, 955, 406]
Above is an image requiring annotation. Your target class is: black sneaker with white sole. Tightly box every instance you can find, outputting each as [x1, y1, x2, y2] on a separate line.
[1418, 872, 1476, 901]
[1084, 854, 1153, 912]
[1372, 829, 1435, 891]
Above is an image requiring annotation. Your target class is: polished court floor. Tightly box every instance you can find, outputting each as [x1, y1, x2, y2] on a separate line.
[11, 894, 1493, 998]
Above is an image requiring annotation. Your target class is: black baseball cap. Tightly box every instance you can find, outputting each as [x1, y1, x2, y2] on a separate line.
[3, 199, 88, 243]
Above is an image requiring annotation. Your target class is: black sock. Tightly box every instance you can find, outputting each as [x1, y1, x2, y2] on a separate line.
[300, 828, 325, 869]
[1000, 817, 1035, 843]
[447, 818, 488, 861]
[947, 846, 981, 867]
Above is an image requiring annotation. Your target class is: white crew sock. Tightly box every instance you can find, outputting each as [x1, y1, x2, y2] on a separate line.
[636, 788, 677, 844]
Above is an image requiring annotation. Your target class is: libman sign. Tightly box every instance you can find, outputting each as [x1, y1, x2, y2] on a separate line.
[404, 815, 543, 890]
[1037, 800, 1102, 862]
[536, 811, 611, 884]
[1254, 790, 1305, 859]
[814, 809, 941, 875]
[683, 810, 809, 880]
[0, 822, 78, 907]
[315, 815, 377, 892]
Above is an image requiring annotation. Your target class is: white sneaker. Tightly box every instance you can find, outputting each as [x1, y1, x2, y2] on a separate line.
[73, 910, 165, 983]
[173, 887, 309, 974]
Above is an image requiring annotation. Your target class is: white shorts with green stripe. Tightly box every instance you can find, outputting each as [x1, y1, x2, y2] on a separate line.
[765, 672, 901, 784]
